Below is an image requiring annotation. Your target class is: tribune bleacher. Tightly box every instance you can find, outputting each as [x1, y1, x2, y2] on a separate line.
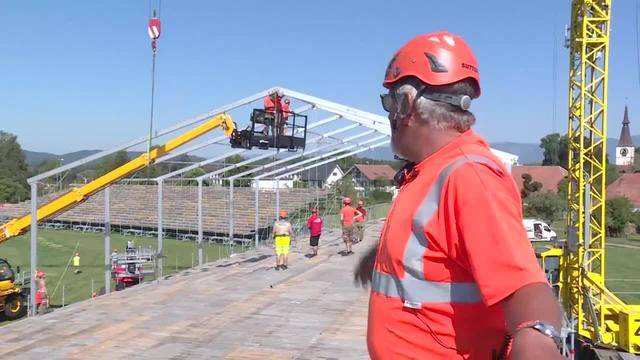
[0, 185, 327, 241]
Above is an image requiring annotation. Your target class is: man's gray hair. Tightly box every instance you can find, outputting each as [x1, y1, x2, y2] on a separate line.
[394, 77, 477, 132]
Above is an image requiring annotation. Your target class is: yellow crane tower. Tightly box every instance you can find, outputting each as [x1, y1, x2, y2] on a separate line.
[540, 0, 640, 355]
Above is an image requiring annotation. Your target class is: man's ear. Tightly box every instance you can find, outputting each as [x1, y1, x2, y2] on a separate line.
[399, 93, 413, 127]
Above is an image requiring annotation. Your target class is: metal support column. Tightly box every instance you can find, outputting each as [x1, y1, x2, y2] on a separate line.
[157, 179, 164, 278]
[254, 185, 259, 248]
[229, 179, 234, 243]
[29, 183, 37, 316]
[104, 187, 111, 294]
[197, 179, 203, 266]
[275, 179, 280, 220]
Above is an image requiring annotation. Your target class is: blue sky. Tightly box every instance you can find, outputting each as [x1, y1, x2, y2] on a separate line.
[1, 0, 639, 154]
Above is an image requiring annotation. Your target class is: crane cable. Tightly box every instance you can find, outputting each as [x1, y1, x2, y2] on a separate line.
[636, 0, 640, 89]
[147, 0, 162, 174]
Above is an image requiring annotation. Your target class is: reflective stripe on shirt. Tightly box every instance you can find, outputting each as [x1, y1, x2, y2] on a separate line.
[371, 155, 499, 306]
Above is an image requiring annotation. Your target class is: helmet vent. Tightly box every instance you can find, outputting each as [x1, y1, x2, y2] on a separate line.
[424, 52, 448, 73]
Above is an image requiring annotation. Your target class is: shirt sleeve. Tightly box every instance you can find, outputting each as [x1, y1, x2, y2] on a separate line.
[442, 162, 547, 306]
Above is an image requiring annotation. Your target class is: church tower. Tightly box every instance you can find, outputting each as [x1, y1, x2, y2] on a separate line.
[615, 105, 635, 166]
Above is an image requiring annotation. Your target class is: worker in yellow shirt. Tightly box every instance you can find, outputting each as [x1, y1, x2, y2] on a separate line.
[273, 209, 294, 270]
[73, 252, 81, 274]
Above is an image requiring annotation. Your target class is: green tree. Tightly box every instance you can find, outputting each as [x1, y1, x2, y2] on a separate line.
[332, 175, 358, 203]
[0, 131, 29, 203]
[523, 192, 566, 223]
[557, 176, 568, 199]
[367, 189, 393, 204]
[96, 150, 129, 177]
[372, 176, 391, 189]
[35, 159, 61, 174]
[605, 155, 620, 186]
[176, 167, 206, 186]
[292, 179, 308, 188]
[539, 133, 568, 168]
[223, 155, 251, 187]
[631, 211, 640, 235]
[606, 197, 634, 237]
[521, 173, 542, 199]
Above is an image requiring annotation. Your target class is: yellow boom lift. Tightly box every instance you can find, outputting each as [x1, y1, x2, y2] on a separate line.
[0, 113, 235, 243]
[538, 0, 640, 357]
[0, 113, 235, 319]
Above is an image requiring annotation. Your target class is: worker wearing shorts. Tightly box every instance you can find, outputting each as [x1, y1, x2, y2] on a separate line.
[273, 209, 293, 270]
[340, 197, 362, 255]
[307, 208, 323, 257]
[354, 200, 367, 243]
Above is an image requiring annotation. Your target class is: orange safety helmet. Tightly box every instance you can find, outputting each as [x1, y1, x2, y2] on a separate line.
[279, 209, 288, 218]
[383, 31, 480, 97]
[343, 197, 352, 205]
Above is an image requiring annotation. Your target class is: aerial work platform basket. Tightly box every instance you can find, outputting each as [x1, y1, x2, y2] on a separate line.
[230, 109, 307, 151]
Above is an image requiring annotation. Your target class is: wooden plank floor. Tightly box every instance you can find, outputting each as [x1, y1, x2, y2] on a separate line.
[0, 221, 382, 360]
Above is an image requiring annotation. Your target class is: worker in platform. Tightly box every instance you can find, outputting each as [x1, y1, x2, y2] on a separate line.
[306, 208, 323, 257]
[279, 98, 292, 136]
[73, 252, 81, 274]
[355, 32, 563, 359]
[273, 209, 294, 270]
[263, 91, 283, 136]
[354, 200, 367, 243]
[340, 197, 361, 255]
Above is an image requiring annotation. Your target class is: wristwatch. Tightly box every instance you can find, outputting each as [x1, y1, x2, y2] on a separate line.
[515, 320, 563, 352]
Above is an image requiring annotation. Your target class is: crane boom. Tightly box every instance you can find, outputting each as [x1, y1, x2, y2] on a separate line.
[0, 113, 235, 244]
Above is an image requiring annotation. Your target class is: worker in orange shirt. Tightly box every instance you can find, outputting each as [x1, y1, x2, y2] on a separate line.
[279, 98, 291, 136]
[340, 197, 361, 255]
[354, 200, 366, 243]
[355, 32, 563, 359]
[262, 91, 283, 136]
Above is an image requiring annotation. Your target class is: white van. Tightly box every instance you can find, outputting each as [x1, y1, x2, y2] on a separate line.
[523, 219, 557, 242]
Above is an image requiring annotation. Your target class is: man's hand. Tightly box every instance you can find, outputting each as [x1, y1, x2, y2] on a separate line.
[501, 283, 563, 360]
[354, 243, 378, 288]
[510, 328, 563, 360]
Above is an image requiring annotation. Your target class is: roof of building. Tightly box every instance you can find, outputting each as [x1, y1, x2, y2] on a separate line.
[511, 165, 568, 193]
[607, 173, 640, 209]
[350, 164, 396, 181]
[298, 162, 341, 181]
[618, 105, 634, 147]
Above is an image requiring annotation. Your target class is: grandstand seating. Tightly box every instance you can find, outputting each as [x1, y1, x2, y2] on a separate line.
[0, 185, 327, 238]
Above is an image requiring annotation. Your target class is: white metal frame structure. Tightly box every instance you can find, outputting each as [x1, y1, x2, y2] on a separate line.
[18, 86, 522, 315]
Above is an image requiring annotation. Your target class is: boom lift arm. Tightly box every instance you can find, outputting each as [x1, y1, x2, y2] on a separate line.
[0, 113, 236, 244]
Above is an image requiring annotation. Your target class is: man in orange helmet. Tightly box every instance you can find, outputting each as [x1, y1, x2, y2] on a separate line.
[340, 197, 361, 255]
[354, 200, 367, 244]
[356, 32, 563, 359]
[273, 209, 294, 270]
[278, 97, 291, 136]
[262, 90, 283, 136]
[306, 208, 323, 257]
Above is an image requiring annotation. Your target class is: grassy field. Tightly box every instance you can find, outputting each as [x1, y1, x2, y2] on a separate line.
[0, 229, 247, 307]
[1, 221, 638, 319]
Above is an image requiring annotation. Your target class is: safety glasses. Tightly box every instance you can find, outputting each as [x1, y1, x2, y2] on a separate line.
[380, 86, 472, 115]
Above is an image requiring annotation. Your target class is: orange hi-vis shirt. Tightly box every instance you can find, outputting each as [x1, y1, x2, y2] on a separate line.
[340, 205, 357, 227]
[367, 130, 547, 360]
